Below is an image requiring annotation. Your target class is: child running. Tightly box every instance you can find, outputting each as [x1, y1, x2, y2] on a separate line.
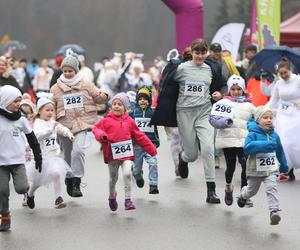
[26, 96, 75, 209]
[0, 85, 42, 232]
[209, 75, 255, 206]
[92, 93, 157, 211]
[20, 93, 36, 206]
[50, 49, 110, 197]
[130, 86, 160, 194]
[237, 106, 288, 225]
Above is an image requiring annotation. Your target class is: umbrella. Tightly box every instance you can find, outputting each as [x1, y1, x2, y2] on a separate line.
[56, 44, 85, 56]
[1, 40, 27, 51]
[253, 46, 300, 73]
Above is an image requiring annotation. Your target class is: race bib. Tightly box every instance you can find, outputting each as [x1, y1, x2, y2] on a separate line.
[63, 93, 83, 109]
[184, 81, 205, 97]
[135, 118, 154, 133]
[211, 103, 234, 118]
[44, 134, 58, 150]
[256, 152, 278, 172]
[280, 101, 294, 114]
[111, 140, 133, 159]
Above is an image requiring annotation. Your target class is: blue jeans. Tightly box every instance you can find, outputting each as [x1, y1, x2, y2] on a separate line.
[133, 145, 158, 186]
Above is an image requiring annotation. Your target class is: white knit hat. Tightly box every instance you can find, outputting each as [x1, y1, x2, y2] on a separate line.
[254, 106, 273, 122]
[61, 49, 79, 73]
[0, 85, 22, 109]
[227, 74, 246, 91]
[37, 96, 54, 111]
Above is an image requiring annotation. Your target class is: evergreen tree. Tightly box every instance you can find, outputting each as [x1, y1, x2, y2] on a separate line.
[233, 0, 251, 27]
[213, 0, 229, 31]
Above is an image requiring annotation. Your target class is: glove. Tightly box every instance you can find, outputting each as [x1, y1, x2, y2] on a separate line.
[35, 158, 42, 173]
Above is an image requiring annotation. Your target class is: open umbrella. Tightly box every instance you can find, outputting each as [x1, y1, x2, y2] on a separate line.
[56, 44, 85, 56]
[1, 40, 27, 51]
[253, 46, 300, 73]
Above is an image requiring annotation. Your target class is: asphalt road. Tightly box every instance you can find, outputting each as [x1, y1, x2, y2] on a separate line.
[1, 128, 300, 250]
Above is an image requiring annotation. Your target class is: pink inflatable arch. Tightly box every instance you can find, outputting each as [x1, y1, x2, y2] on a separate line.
[162, 0, 204, 53]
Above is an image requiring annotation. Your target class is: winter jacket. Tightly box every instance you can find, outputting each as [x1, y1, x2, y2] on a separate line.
[150, 58, 181, 127]
[246, 78, 270, 106]
[50, 79, 109, 134]
[210, 97, 256, 149]
[92, 111, 157, 163]
[130, 106, 160, 148]
[244, 120, 288, 177]
[151, 58, 227, 127]
[33, 118, 72, 158]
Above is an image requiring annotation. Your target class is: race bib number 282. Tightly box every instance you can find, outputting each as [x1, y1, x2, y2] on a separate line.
[63, 93, 83, 109]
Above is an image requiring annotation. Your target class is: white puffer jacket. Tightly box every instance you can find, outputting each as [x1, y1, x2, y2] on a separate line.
[215, 98, 256, 149]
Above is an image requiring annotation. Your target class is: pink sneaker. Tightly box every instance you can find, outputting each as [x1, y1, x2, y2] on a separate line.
[108, 192, 118, 211]
[124, 199, 136, 211]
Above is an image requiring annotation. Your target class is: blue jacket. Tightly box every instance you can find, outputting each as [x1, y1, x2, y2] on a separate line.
[244, 120, 288, 176]
[130, 106, 160, 148]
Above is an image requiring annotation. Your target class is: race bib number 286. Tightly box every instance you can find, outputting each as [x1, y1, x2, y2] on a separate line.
[184, 81, 205, 97]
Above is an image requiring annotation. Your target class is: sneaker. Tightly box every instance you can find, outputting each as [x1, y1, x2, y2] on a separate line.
[245, 199, 254, 208]
[237, 195, 247, 208]
[270, 211, 281, 225]
[224, 185, 233, 206]
[27, 195, 35, 209]
[149, 185, 159, 194]
[215, 156, 220, 169]
[178, 152, 188, 179]
[108, 192, 118, 211]
[136, 178, 144, 188]
[124, 199, 136, 211]
[22, 194, 28, 207]
[279, 173, 289, 182]
[0, 214, 11, 232]
[55, 196, 66, 209]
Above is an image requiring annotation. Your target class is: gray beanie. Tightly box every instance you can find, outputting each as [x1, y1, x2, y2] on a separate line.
[254, 106, 272, 122]
[61, 49, 79, 73]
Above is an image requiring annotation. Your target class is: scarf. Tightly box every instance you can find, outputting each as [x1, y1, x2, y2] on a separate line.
[223, 95, 252, 103]
[59, 73, 82, 87]
[0, 108, 21, 121]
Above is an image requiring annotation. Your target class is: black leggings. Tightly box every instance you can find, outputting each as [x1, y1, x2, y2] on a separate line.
[223, 147, 247, 188]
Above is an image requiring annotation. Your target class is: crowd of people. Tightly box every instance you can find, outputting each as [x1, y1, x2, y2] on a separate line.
[0, 38, 299, 232]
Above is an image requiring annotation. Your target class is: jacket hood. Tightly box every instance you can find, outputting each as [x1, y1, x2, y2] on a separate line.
[247, 119, 273, 134]
[106, 110, 129, 120]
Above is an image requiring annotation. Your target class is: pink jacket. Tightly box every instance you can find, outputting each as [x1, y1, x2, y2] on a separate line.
[92, 111, 157, 163]
[50, 79, 109, 134]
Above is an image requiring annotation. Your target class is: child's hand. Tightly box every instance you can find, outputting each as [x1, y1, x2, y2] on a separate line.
[68, 134, 75, 142]
[99, 92, 109, 100]
[211, 91, 223, 101]
[102, 135, 109, 142]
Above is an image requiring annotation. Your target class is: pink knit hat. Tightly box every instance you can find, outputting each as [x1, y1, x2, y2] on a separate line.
[112, 93, 130, 110]
[20, 93, 36, 113]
